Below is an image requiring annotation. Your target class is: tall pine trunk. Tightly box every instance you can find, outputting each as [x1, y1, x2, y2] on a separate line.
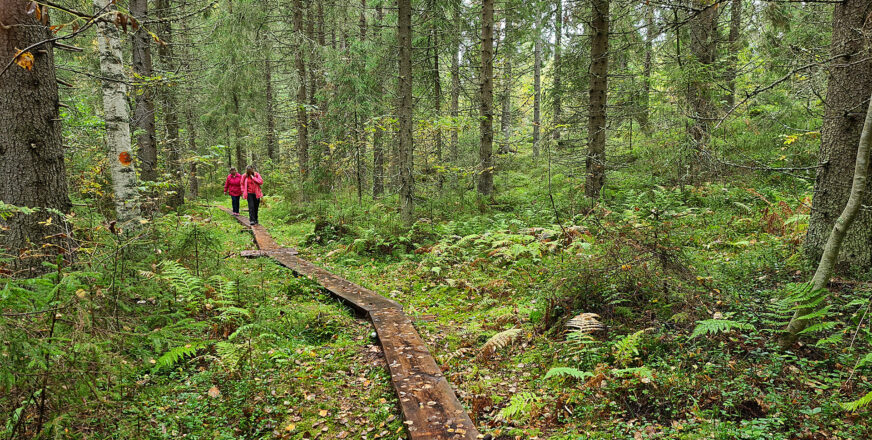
[449, 0, 461, 164]
[294, 0, 310, 178]
[805, 0, 872, 270]
[265, 56, 276, 161]
[372, 1, 385, 198]
[478, 0, 494, 197]
[432, 18, 443, 190]
[156, 0, 183, 207]
[552, 0, 563, 146]
[532, 20, 542, 159]
[94, 0, 140, 223]
[687, 0, 717, 169]
[724, 0, 742, 108]
[0, 0, 72, 264]
[585, 0, 608, 199]
[640, 3, 654, 131]
[499, 15, 512, 154]
[398, 0, 415, 222]
[131, 0, 157, 181]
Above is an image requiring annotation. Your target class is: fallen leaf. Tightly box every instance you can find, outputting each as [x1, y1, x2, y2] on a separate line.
[207, 386, 221, 398]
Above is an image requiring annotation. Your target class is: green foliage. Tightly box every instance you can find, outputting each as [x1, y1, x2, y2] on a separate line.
[543, 367, 593, 380]
[498, 392, 539, 423]
[153, 342, 211, 373]
[691, 318, 756, 339]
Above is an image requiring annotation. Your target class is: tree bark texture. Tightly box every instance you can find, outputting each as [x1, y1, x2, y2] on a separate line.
[585, 0, 609, 199]
[156, 0, 183, 207]
[478, 0, 494, 197]
[398, 0, 414, 222]
[449, 0, 460, 164]
[94, 0, 141, 224]
[372, 1, 385, 198]
[0, 0, 72, 261]
[806, 0, 872, 270]
[785, 88, 872, 345]
[640, 3, 654, 131]
[499, 14, 512, 155]
[265, 57, 277, 161]
[724, 0, 742, 108]
[294, 0, 310, 178]
[686, 0, 717, 168]
[131, 0, 157, 181]
[552, 0, 563, 146]
[533, 20, 542, 159]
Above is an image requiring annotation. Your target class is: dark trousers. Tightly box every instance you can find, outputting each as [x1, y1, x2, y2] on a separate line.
[247, 194, 260, 224]
[230, 195, 240, 214]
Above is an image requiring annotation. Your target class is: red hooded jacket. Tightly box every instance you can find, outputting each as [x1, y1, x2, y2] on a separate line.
[224, 173, 243, 197]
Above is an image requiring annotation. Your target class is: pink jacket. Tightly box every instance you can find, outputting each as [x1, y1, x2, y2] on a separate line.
[242, 172, 264, 199]
[224, 173, 243, 196]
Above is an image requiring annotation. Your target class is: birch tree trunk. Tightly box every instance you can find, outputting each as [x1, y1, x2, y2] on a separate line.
[783, 88, 872, 347]
[94, 0, 140, 224]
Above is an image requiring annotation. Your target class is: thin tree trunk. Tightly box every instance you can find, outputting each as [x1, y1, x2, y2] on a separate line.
[398, 0, 414, 222]
[640, 3, 654, 131]
[724, 0, 742, 108]
[94, 0, 140, 223]
[805, 0, 872, 269]
[156, 0, 183, 207]
[585, 0, 608, 199]
[131, 0, 157, 181]
[0, 0, 72, 264]
[372, 1, 385, 198]
[552, 0, 563, 146]
[294, 0, 310, 178]
[232, 90, 244, 170]
[265, 56, 276, 161]
[533, 19, 542, 159]
[499, 14, 511, 154]
[478, 0, 494, 197]
[432, 18, 443, 190]
[783, 88, 872, 346]
[185, 106, 199, 198]
[449, 0, 461, 164]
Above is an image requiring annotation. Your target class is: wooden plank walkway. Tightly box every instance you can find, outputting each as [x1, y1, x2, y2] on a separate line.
[221, 207, 483, 440]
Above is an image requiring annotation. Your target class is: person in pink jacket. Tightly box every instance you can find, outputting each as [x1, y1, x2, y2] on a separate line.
[223, 167, 243, 215]
[241, 165, 264, 225]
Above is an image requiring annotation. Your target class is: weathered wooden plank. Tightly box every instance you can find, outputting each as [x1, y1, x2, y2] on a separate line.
[220, 206, 482, 440]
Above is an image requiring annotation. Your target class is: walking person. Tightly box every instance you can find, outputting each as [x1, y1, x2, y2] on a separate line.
[241, 165, 264, 225]
[223, 167, 243, 215]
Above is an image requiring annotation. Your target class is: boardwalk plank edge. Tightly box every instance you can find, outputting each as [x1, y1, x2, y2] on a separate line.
[220, 207, 483, 440]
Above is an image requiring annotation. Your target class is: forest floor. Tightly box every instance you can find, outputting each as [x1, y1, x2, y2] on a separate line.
[131, 169, 871, 440]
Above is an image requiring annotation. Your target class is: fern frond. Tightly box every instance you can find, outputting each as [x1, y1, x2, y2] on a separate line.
[497, 392, 538, 422]
[841, 390, 872, 412]
[858, 353, 872, 369]
[479, 328, 523, 360]
[544, 367, 593, 380]
[691, 319, 754, 338]
[611, 366, 654, 380]
[153, 341, 209, 373]
[613, 329, 648, 365]
[159, 260, 203, 298]
[566, 313, 605, 334]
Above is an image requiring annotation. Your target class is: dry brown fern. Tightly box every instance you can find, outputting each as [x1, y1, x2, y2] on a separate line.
[566, 313, 605, 334]
[478, 328, 523, 360]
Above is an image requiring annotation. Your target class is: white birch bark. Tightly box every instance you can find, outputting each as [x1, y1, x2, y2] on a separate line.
[94, 0, 140, 224]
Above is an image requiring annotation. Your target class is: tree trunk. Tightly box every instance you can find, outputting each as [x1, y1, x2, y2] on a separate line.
[724, 0, 742, 108]
[585, 0, 608, 199]
[784, 88, 872, 346]
[640, 3, 654, 131]
[372, 1, 385, 198]
[0, 0, 72, 263]
[232, 90, 244, 170]
[533, 19, 542, 159]
[552, 0, 563, 146]
[398, 0, 415, 222]
[94, 0, 140, 224]
[499, 14, 512, 155]
[185, 106, 199, 199]
[805, 0, 872, 270]
[449, 0, 461, 164]
[686, 0, 717, 171]
[478, 0, 494, 197]
[294, 0, 310, 178]
[432, 19, 443, 190]
[131, 0, 157, 181]
[265, 56, 276, 162]
[156, 0, 183, 207]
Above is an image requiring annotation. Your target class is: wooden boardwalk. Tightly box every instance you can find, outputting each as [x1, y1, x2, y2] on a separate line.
[221, 208, 482, 440]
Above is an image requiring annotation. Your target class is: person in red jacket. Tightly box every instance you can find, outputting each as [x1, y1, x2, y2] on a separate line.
[223, 167, 243, 215]
[241, 165, 264, 225]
